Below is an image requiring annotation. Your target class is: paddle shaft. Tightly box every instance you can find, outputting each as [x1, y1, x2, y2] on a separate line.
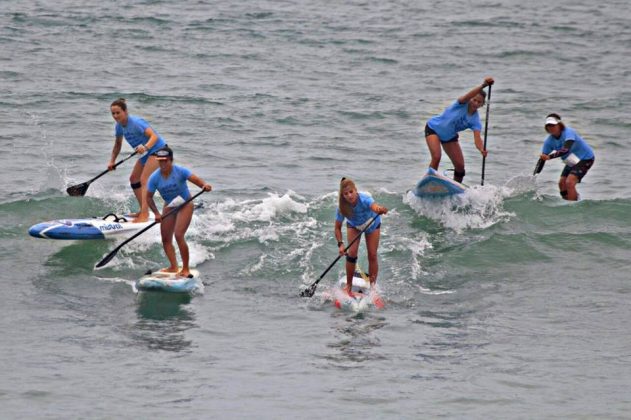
[480, 84, 492, 186]
[89, 151, 138, 184]
[67, 152, 138, 196]
[301, 214, 379, 297]
[95, 189, 206, 268]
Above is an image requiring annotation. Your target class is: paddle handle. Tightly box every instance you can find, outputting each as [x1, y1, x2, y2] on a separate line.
[481, 84, 492, 186]
[95, 189, 206, 268]
[301, 213, 380, 297]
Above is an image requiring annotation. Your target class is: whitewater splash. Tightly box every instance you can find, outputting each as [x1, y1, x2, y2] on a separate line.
[403, 176, 538, 232]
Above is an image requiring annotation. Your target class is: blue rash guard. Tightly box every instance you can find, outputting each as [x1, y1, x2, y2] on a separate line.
[147, 165, 193, 206]
[114, 115, 167, 164]
[427, 100, 482, 143]
[542, 126, 594, 163]
[335, 192, 381, 233]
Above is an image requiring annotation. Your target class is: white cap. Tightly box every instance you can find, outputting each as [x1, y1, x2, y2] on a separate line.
[545, 116, 560, 126]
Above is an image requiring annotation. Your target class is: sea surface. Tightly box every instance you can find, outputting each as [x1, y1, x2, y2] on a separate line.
[1, 0, 630, 418]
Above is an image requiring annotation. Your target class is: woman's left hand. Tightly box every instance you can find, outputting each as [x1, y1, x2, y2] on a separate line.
[202, 183, 212, 192]
[136, 145, 147, 154]
[377, 205, 388, 215]
[480, 148, 488, 158]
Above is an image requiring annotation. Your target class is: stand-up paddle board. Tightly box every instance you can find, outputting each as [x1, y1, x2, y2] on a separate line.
[134, 269, 202, 294]
[333, 271, 384, 311]
[28, 213, 155, 240]
[413, 167, 466, 198]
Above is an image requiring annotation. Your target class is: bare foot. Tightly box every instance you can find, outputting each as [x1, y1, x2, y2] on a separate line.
[133, 213, 149, 223]
[159, 267, 179, 273]
[178, 270, 193, 278]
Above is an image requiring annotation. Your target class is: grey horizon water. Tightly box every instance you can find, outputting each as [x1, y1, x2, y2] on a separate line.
[2, 0, 631, 418]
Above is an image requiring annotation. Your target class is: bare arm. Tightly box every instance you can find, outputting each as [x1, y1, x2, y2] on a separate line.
[370, 202, 388, 215]
[458, 77, 494, 104]
[136, 127, 159, 154]
[108, 136, 123, 170]
[334, 220, 345, 255]
[188, 174, 213, 191]
[473, 130, 488, 157]
[145, 190, 161, 220]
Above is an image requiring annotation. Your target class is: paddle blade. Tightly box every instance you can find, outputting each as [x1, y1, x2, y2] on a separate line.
[533, 158, 545, 175]
[95, 250, 117, 268]
[300, 284, 317, 297]
[66, 182, 89, 196]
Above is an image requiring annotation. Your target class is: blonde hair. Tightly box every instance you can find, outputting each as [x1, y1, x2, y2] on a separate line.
[338, 177, 356, 219]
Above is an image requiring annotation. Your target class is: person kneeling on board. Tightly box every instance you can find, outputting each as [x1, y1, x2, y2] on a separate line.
[539, 114, 595, 201]
[146, 146, 212, 277]
[334, 177, 388, 297]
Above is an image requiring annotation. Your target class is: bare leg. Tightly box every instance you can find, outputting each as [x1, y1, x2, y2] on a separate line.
[565, 175, 580, 201]
[129, 160, 144, 217]
[160, 208, 179, 272]
[364, 228, 381, 287]
[345, 227, 361, 295]
[425, 134, 442, 170]
[174, 203, 194, 277]
[442, 141, 465, 182]
[134, 156, 160, 222]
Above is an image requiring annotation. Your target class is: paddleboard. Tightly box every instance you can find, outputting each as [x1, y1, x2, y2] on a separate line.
[333, 271, 384, 311]
[413, 167, 466, 198]
[28, 213, 155, 240]
[134, 269, 202, 294]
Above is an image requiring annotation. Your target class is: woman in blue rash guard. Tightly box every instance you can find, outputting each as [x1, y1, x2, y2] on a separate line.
[424, 77, 494, 183]
[146, 146, 212, 278]
[334, 177, 388, 296]
[539, 113, 595, 201]
[109, 98, 167, 222]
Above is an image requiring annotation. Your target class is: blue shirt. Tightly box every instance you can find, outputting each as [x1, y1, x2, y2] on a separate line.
[542, 126, 594, 161]
[427, 100, 482, 142]
[114, 115, 166, 155]
[147, 165, 193, 204]
[335, 192, 380, 228]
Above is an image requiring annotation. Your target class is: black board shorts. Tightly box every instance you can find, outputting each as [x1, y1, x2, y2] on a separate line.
[561, 159, 594, 182]
[424, 124, 459, 143]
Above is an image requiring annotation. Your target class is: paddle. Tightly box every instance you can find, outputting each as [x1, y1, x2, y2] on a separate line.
[533, 157, 546, 175]
[95, 189, 206, 268]
[480, 84, 493, 186]
[66, 152, 138, 196]
[300, 214, 379, 298]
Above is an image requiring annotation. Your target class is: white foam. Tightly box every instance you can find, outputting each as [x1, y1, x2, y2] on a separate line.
[404, 183, 514, 232]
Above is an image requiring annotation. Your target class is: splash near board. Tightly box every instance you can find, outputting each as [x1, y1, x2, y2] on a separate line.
[413, 167, 466, 198]
[28, 213, 155, 240]
[333, 271, 384, 311]
[134, 269, 203, 294]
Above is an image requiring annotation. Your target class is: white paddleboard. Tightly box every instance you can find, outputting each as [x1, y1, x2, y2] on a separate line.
[134, 269, 203, 294]
[333, 271, 384, 311]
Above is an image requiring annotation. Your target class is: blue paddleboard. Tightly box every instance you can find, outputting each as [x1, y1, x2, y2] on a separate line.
[413, 168, 466, 198]
[28, 213, 155, 240]
[135, 269, 202, 294]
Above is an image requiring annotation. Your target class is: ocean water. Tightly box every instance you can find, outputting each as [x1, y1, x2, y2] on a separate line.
[1, 0, 631, 418]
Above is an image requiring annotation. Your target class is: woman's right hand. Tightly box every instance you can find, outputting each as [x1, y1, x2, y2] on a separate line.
[338, 244, 345, 256]
[107, 160, 116, 171]
[540, 153, 551, 161]
[483, 76, 494, 87]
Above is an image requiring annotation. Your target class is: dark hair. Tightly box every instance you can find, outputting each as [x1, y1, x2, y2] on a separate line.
[546, 113, 561, 120]
[110, 98, 127, 111]
[545, 112, 565, 132]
